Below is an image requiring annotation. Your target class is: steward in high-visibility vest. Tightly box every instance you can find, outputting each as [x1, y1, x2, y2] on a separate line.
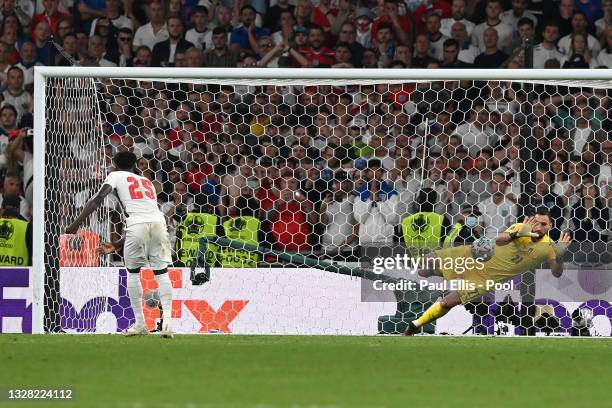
[220, 195, 264, 267]
[443, 205, 482, 248]
[220, 216, 261, 267]
[402, 212, 445, 253]
[401, 188, 450, 254]
[0, 194, 31, 266]
[175, 212, 221, 267]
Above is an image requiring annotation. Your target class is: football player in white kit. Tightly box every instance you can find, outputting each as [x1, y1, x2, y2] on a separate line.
[65, 152, 174, 338]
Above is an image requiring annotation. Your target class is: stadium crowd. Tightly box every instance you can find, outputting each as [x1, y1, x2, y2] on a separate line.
[0, 0, 610, 266]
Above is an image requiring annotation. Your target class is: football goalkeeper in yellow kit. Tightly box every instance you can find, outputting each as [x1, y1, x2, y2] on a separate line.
[404, 208, 572, 335]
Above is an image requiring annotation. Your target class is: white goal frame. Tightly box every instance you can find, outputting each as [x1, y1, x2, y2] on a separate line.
[32, 67, 612, 334]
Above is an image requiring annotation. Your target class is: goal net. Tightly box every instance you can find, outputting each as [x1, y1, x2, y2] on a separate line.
[34, 68, 612, 336]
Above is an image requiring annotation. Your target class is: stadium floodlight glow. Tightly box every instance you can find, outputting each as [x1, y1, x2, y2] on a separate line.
[33, 67, 612, 335]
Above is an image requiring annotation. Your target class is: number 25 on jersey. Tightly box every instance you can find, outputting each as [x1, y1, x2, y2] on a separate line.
[127, 176, 155, 200]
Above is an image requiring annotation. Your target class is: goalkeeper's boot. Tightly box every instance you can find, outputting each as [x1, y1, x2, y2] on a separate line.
[402, 321, 419, 336]
[123, 324, 148, 337]
[161, 320, 174, 339]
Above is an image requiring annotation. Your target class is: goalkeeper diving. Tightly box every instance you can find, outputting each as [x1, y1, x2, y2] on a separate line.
[404, 208, 572, 336]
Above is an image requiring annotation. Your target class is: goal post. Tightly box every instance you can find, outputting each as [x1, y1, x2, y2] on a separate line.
[33, 67, 612, 335]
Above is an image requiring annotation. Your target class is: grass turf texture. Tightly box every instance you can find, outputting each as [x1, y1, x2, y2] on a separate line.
[1, 335, 610, 408]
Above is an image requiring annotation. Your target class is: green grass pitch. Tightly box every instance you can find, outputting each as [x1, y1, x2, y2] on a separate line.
[1, 335, 610, 408]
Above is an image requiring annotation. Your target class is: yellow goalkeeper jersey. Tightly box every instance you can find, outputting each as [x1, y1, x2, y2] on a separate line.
[434, 223, 557, 303]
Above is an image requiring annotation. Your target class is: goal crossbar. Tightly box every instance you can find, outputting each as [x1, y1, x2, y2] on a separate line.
[32, 67, 612, 334]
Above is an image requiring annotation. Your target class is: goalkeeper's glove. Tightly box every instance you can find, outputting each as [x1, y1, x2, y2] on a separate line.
[510, 221, 539, 239]
[552, 232, 572, 258]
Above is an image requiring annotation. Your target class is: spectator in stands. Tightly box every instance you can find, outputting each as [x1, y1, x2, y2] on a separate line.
[209, 5, 234, 35]
[55, 33, 80, 67]
[516, 17, 535, 48]
[77, 0, 107, 28]
[183, 47, 203, 67]
[441, 38, 471, 68]
[320, 171, 359, 255]
[474, 27, 508, 68]
[131, 46, 153, 67]
[1, 24, 19, 65]
[185, 6, 209, 49]
[353, 159, 399, 245]
[552, 0, 575, 37]
[571, 182, 610, 243]
[595, 0, 612, 36]
[438, 168, 468, 223]
[0, 105, 18, 136]
[33, 0, 69, 36]
[162, 180, 194, 238]
[56, 19, 73, 42]
[453, 102, 493, 156]
[83, 34, 115, 66]
[372, 0, 412, 46]
[269, 177, 315, 252]
[302, 24, 336, 67]
[2, 66, 32, 120]
[32, 20, 54, 65]
[558, 11, 601, 58]
[501, 0, 537, 30]
[270, 9, 294, 47]
[166, 0, 185, 20]
[312, 0, 338, 33]
[478, 169, 518, 238]
[74, 31, 90, 60]
[353, 7, 374, 49]
[0, 0, 33, 30]
[329, 23, 356, 64]
[221, 154, 254, 216]
[111, 28, 134, 67]
[185, 147, 213, 194]
[202, 27, 236, 67]
[100, 0, 133, 32]
[581, 141, 602, 178]
[413, 0, 452, 35]
[133, 1, 168, 51]
[0, 171, 29, 219]
[412, 34, 437, 67]
[152, 16, 194, 67]
[426, 12, 449, 62]
[471, 0, 514, 54]
[532, 21, 565, 68]
[592, 27, 612, 67]
[562, 33, 593, 67]
[598, 140, 612, 201]
[4, 133, 32, 210]
[230, 5, 267, 55]
[441, 0, 475, 38]
[15, 41, 40, 92]
[443, 203, 483, 247]
[391, 44, 411, 67]
[450, 21, 479, 64]
[264, 0, 294, 33]
[562, 159, 589, 209]
[520, 169, 565, 240]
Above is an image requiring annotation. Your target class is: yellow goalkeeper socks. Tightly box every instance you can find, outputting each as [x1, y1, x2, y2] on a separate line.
[413, 302, 449, 328]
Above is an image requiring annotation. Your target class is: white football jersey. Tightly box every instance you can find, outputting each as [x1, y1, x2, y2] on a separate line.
[103, 171, 166, 227]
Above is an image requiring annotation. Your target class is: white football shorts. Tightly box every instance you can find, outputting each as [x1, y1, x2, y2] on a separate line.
[123, 222, 172, 270]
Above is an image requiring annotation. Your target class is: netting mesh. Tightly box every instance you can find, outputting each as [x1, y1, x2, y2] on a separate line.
[45, 76, 612, 336]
